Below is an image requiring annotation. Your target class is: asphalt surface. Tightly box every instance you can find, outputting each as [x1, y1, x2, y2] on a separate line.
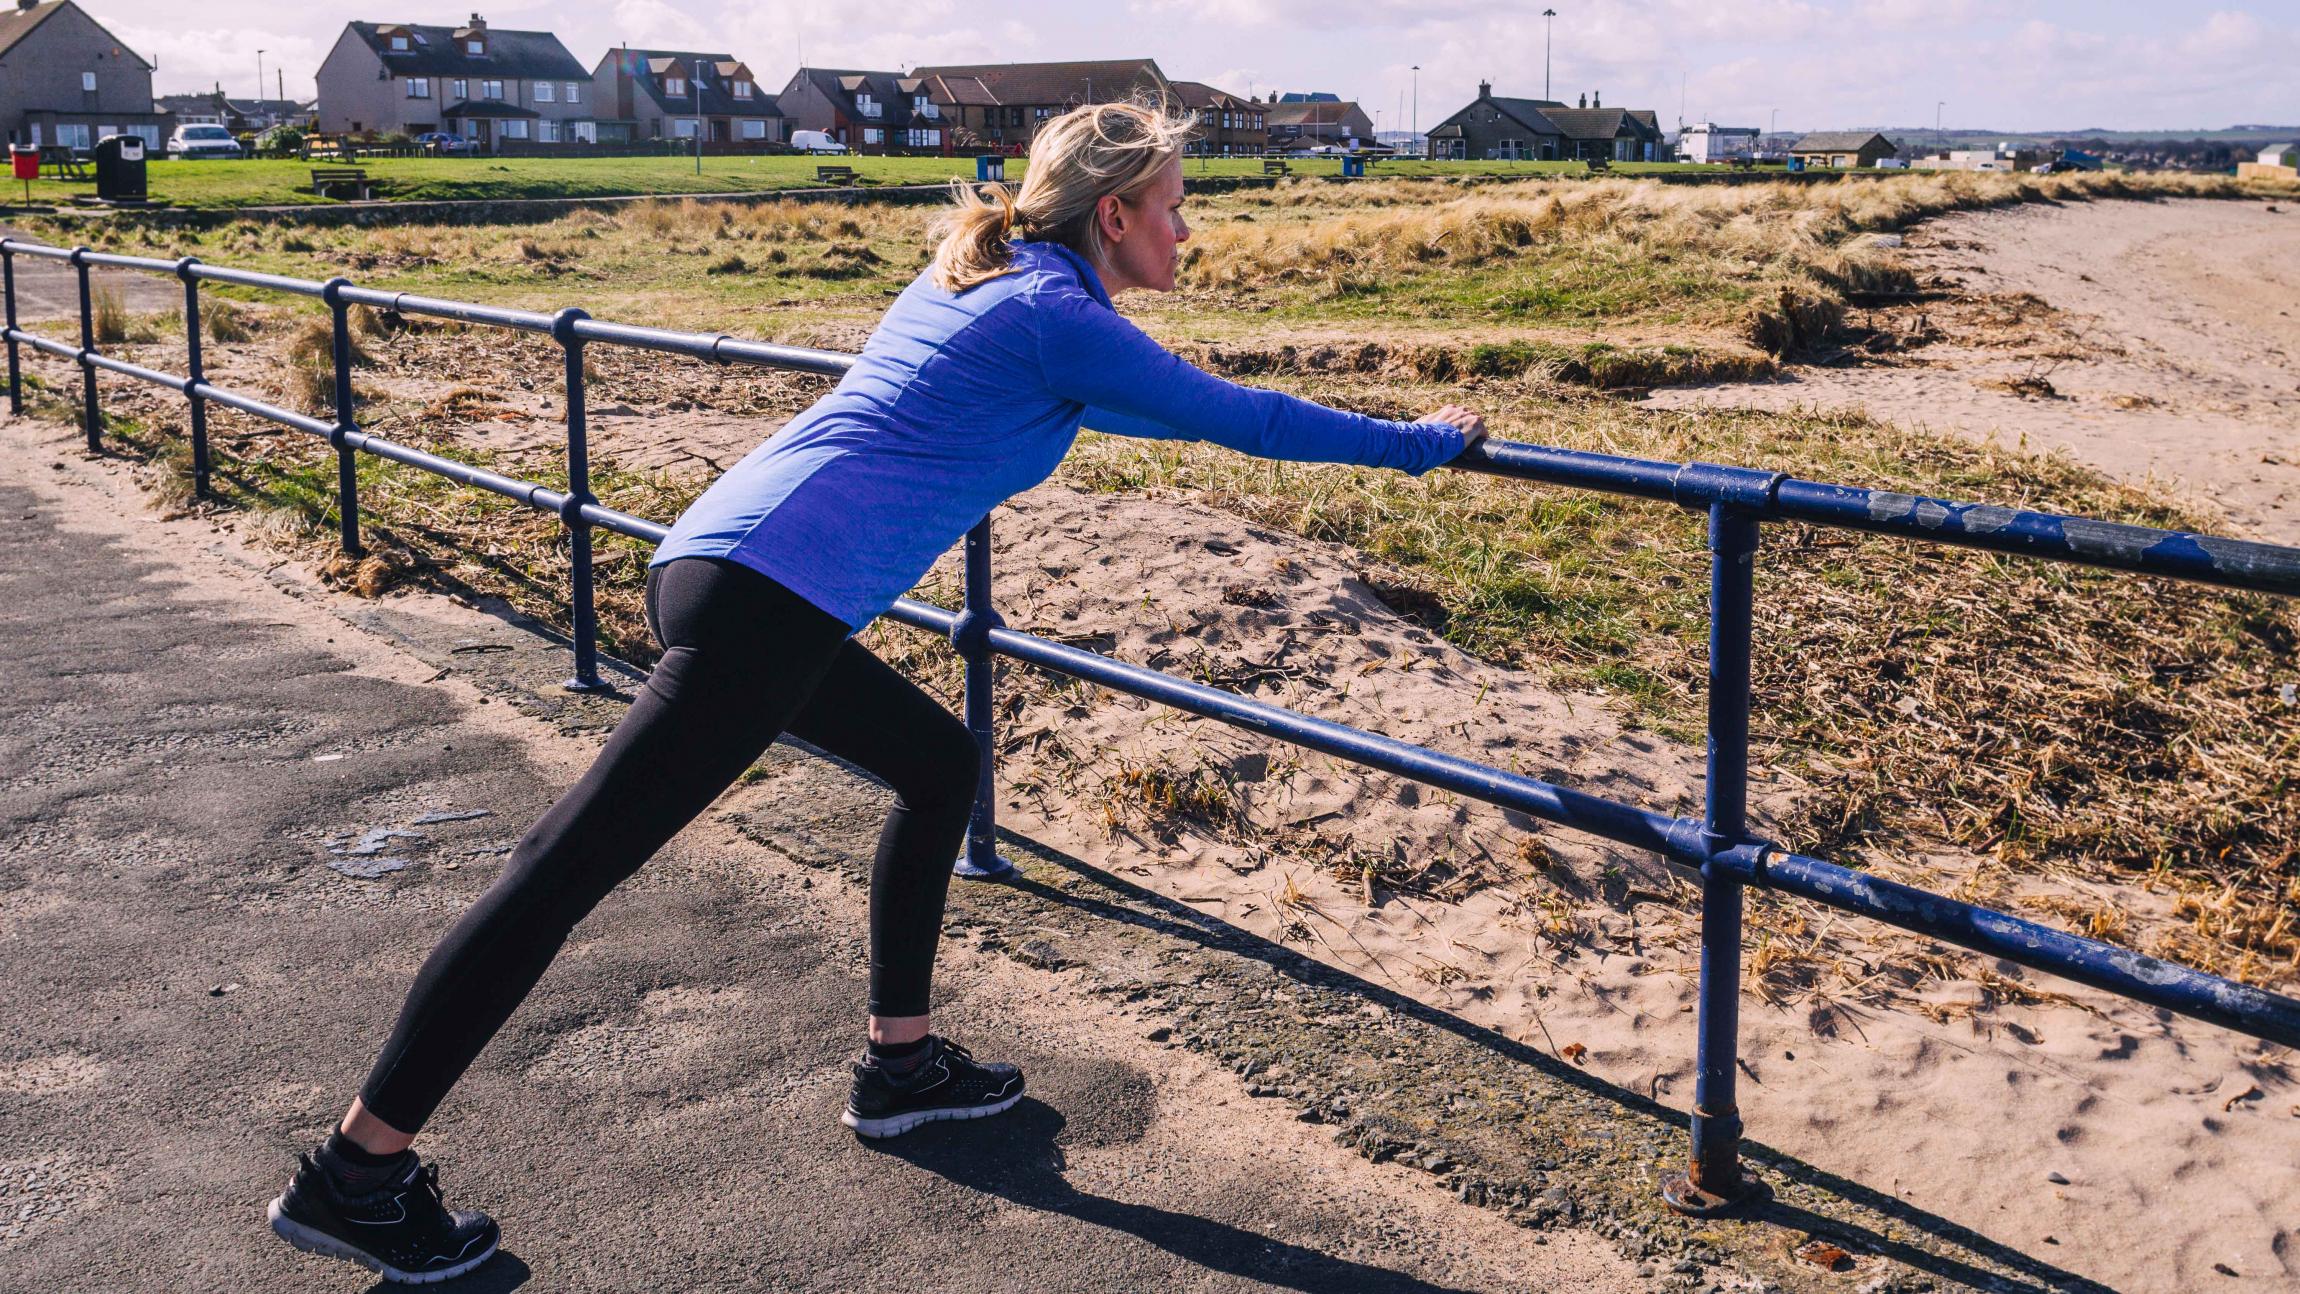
[0, 442, 1651, 1291]
[0, 227, 182, 323]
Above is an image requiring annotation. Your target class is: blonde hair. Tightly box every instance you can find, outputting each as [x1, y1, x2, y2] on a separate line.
[930, 100, 1195, 292]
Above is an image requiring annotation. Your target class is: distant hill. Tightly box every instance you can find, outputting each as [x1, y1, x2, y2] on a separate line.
[1882, 125, 2297, 146]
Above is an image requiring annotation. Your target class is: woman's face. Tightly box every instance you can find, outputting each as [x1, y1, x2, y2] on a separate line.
[1096, 160, 1190, 294]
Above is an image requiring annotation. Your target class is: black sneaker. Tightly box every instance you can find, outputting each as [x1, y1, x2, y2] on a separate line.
[841, 1036, 1025, 1138]
[267, 1151, 499, 1285]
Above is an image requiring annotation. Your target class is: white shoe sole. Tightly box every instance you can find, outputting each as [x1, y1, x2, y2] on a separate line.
[841, 1087, 1024, 1138]
[267, 1198, 497, 1285]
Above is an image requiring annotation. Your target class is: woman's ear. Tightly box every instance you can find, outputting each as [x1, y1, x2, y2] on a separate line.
[1096, 193, 1127, 244]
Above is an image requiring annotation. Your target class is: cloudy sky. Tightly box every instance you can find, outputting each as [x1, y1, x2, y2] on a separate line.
[108, 0, 2296, 132]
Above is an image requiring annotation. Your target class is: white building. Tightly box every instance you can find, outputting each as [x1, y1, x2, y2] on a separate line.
[1676, 121, 1758, 164]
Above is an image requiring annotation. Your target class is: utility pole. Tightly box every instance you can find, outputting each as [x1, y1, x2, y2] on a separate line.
[694, 58, 705, 174]
[1545, 10, 1564, 102]
[256, 48, 265, 108]
[1936, 100, 1945, 148]
[1410, 65, 1418, 142]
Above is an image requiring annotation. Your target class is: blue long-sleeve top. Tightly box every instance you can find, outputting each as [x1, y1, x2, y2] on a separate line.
[653, 239, 1466, 630]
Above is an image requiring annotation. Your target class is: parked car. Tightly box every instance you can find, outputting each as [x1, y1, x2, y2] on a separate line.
[166, 124, 242, 159]
[414, 131, 471, 155]
[791, 130, 849, 154]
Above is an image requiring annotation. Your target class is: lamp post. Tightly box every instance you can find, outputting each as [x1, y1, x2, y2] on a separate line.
[256, 48, 266, 110]
[1410, 65, 1418, 144]
[1543, 9, 1557, 101]
[694, 58, 706, 174]
[1936, 100, 1945, 148]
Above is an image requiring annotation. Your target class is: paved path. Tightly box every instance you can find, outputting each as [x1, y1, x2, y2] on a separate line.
[0, 434, 1650, 1291]
[0, 228, 182, 322]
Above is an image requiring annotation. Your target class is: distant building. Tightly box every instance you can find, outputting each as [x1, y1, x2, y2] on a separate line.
[0, 0, 169, 151]
[1908, 145, 2048, 173]
[316, 14, 594, 147]
[1422, 81, 1564, 160]
[1789, 130, 1896, 168]
[591, 49, 782, 145]
[160, 90, 311, 133]
[910, 59, 1165, 153]
[1542, 92, 1666, 162]
[1263, 98, 1377, 152]
[1167, 79, 1266, 156]
[779, 68, 942, 154]
[2236, 141, 2298, 181]
[1677, 121, 1758, 164]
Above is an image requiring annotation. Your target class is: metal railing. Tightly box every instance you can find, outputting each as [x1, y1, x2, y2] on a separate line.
[7, 237, 2298, 1214]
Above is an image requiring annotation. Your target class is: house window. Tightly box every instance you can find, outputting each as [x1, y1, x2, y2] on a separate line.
[862, 127, 883, 144]
[1007, 107, 1023, 126]
[534, 81, 554, 102]
[1033, 106, 1052, 121]
[501, 119, 528, 139]
[564, 82, 581, 103]
[538, 120, 558, 142]
[855, 93, 880, 118]
[406, 78, 431, 99]
[55, 124, 91, 150]
[481, 80, 504, 100]
[452, 79, 467, 98]
[671, 118, 697, 137]
[664, 76, 687, 97]
[571, 121, 596, 142]
[465, 39, 484, 55]
[904, 128, 939, 147]
[740, 118, 765, 139]
[733, 80, 752, 99]
[389, 35, 409, 51]
[1254, 113, 1264, 129]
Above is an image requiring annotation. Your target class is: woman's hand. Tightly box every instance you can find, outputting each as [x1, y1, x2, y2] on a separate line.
[1419, 404, 1487, 450]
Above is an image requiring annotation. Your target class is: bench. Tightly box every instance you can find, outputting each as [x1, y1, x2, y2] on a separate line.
[1261, 159, 1289, 176]
[39, 146, 89, 180]
[1585, 155, 1612, 174]
[309, 166, 373, 200]
[1728, 156, 1758, 172]
[815, 164, 856, 185]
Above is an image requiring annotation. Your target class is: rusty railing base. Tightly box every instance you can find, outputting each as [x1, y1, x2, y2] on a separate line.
[1660, 1168, 1771, 1217]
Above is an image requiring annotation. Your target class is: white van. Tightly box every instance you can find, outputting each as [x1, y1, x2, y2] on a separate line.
[791, 130, 848, 154]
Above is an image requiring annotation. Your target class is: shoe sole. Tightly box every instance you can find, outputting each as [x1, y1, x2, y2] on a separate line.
[841, 1086, 1024, 1138]
[267, 1198, 497, 1285]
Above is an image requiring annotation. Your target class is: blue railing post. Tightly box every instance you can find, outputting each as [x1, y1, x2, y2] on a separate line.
[1664, 501, 1765, 1215]
[177, 258, 211, 498]
[553, 307, 607, 692]
[2, 240, 20, 416]
[950, 517, 1016, 879]
[71, 247, 98, 452]
[320, 279, 361, 554]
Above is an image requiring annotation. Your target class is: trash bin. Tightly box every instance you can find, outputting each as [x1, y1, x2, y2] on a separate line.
[1340, 155, 1366, 178]
[975, 155, 1005, 182]
[94, 134, 147, 202]
[10, 145, 36, 180]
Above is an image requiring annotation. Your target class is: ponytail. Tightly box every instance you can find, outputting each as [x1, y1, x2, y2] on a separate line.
[928, 100, 1195, 294]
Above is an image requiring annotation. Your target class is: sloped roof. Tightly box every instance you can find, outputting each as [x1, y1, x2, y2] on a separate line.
[909, 59, 1168, 108]
[1542, 107, 1647, 141]
[792, 68, 934, 129]
[920, 72, 999, 106]
[1792, 130, 1894, 154]
[1166, 79, 1252, 111]
[609, 48, 780, 117]
[1264, 99, 1362, 127]
[346, 20, 586, 81]
[1484, 96, 1564, 136]
[0, 0, 150, 68]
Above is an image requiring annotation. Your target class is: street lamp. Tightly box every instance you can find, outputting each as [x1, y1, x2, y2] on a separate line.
[1936, 100, 1945, 148]
[1410, 65, 1418, 145]
[256, 48, 266, 109]
[1542, 9, 1556, 101]
[694, 58, 706, 174]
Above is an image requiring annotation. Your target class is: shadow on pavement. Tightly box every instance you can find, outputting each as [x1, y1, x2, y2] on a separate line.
[359, 1251, 532, 1293]
[869, 1099, 1484, 1294]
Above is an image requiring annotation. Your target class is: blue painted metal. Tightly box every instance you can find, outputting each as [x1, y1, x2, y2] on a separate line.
[952, 518, 1015, 879]
[552, 307, 608, 693]
[8, 238, 2300, 1213]
[72, 247, 98, 452]
[321, 279, 361, 555]
[1664, 502, 1763, 1215]
[177, 258, 211, 498]
[2, 242, 19, 415]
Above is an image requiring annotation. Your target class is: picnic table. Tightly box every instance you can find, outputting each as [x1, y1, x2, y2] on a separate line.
[39, 146, 89, 180]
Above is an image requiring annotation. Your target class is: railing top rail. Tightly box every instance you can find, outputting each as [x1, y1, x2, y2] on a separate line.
[8, 234, 2295, 600]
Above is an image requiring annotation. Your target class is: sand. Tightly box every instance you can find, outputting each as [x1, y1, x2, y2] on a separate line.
[1648, 197, 2300, 544]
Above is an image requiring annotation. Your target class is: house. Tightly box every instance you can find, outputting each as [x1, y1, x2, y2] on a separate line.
[1541, 92, 1666, 162]
[316, 14, 594, 149]
[777, 68, 944, 154]
[1421, 82, 1563, 160]
[1789, 130, 1896, 169]
[910, 59, 1168, 153]
[1908, 145, 2048, 173]
[1264, 98, 1377, 153]
[1167, 80, 1265, 155]
[0, 0, 170, 152]
[591, 48, 782, 145]
[1677, 121, 1758, 164]
[159, 90, 312, 134]
[2237, 142, 2299, 181]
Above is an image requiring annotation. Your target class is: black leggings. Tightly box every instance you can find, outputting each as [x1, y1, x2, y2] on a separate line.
[358, 556, 977, 1133]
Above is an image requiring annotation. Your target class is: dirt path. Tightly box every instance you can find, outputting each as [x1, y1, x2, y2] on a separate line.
[1649, 197, 2300, 542]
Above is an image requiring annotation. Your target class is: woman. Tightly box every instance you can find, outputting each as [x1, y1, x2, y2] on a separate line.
[268, 102, 1486, 1284]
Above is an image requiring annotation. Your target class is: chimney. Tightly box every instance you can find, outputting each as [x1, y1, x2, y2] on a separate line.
[467, 13, 485, 28]
[1477, 80, 1490, 99]
[16, 0, 37, 12]
[1577, 92, 1586, 108]
[1593, 89, 1601, 108]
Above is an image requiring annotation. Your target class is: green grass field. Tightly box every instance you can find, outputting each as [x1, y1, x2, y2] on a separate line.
[15, 154, 1755, 211]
